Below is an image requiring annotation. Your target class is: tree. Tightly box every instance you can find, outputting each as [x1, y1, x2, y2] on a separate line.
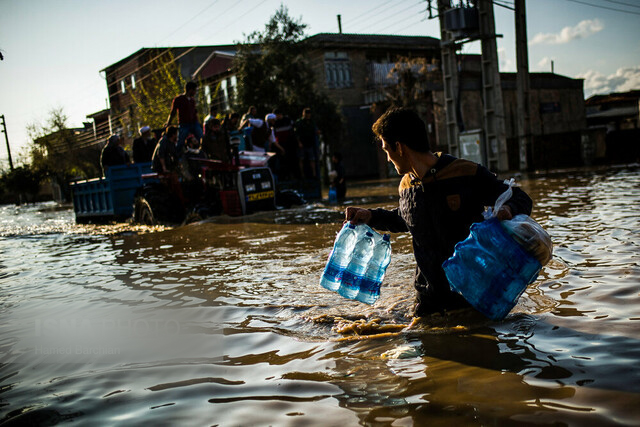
[0, 166, 44, 203]
[233, 6, 343, 151]
[129, 49, 210, 131]
[26, 107, 99, 200]
[383, 56, 443, 150]
[385, 56, 441, 111]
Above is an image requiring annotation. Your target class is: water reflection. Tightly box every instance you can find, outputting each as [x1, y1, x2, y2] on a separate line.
[1, 166, 639, 425]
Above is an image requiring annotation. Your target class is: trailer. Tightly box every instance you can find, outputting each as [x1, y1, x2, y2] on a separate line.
[70, 162, 153, 223]
[70, 151, 311, 225]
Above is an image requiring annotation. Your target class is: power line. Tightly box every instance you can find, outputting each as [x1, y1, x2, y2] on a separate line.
[560, 0, 640, 15]
[351, 1, 424, 33]
[492, 0, 515, 11]
[158, 0, 222, 44]
[346, 0, 409, 28]
[603, 0, 640, 10]
[390, 17, 428, 35]
[377, 4, 428, 33]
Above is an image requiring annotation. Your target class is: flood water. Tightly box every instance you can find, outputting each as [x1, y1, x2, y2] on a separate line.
[1, 166, 639, 426]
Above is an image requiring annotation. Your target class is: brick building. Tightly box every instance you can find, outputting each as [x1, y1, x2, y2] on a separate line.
[96, 33, 588, 178]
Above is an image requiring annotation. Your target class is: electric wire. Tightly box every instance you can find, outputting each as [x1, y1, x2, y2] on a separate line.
[602, 0, 640, 9]
[350, 1, 424, 33]
[560, 0, 640, 15]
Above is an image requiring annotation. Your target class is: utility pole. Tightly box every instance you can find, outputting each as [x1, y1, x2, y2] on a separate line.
[437, 0, 461, 158]
[515, 0, 531, 170]
[0, 114, 14, 171]
[477, 0, 508, 172]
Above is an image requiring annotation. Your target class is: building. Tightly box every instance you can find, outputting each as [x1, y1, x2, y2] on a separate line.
[98, 33, 589, 179]
[585, 90, 640, 164]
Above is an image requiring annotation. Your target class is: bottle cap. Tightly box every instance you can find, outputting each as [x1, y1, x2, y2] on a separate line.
[365, 231, 373, 237]
[347, 224, 356, 229]
[383, 234, 390, 241]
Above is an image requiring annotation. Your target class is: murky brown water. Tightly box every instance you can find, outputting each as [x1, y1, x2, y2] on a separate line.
[1, 166, 639, 426]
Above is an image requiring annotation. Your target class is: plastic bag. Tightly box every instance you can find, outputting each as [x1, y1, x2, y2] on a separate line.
[483, 178, 515, 220]
[502, 214, 553, 266]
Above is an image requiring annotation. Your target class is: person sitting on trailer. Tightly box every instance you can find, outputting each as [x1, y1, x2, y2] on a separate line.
[100, 134, 129, 175]
[152, 126, 179, 174]
[202, 118, 229, 163]
[182, 134, 207, 180]
[132, 125, 157, 163]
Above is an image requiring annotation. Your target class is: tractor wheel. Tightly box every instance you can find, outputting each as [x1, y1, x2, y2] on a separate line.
[134, 196, 157, 225]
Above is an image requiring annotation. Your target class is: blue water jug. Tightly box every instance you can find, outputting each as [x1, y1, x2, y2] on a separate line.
[328, 186, 338, 203]
[355, 234, 391, 304]
[442, 217, 541, 320]
[338, 231, 375, 299]
[320, 223, 357, 291]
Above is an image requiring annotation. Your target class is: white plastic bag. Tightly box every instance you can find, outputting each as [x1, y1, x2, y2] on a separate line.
[502, 215, 553, 266]
[483, 178, 515, 220]
[483, 178, 553, 266]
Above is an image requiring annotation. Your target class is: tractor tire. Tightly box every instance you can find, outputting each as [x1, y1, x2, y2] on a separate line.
[133, 189, 184, 225]
[134, 196, 157, 225]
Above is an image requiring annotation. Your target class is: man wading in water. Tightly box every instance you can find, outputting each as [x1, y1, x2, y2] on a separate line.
[345, 108, 533, 317]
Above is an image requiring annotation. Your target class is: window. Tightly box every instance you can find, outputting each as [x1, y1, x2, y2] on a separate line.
[131, 73, 136, 90]
[324, 52, 353, 89]
[120, 80, 126, 94]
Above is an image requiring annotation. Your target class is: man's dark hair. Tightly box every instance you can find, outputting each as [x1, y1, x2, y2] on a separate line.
[185, 81, 198, 92]
[230, 112, 240, 120]
[210, 118, 221, 127]
[272, 108, 282, 115]
[372, 107, 430, 153]
[302, 107, 311, 115]
[332, 152, 342, 162]
[209, 105, 217, 114]
[165, 126, 178, 138]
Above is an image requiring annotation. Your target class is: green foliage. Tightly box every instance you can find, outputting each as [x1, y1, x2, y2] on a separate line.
[233, 5, 343, 147]
[26, 107, 99, 180]
[129, 49, 210, 129]
[24, 107, 100, 201]
[129, 50, 188, 130]
[0, 166, 44, 201]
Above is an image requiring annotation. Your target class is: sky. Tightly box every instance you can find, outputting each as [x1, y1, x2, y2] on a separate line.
[1, 0, 639, 169]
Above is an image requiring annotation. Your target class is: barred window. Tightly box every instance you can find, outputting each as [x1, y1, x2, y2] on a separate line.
[324, 52, 352, 89]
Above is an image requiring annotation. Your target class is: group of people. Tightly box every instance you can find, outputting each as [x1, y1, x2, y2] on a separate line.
[100, 81, 327, 184]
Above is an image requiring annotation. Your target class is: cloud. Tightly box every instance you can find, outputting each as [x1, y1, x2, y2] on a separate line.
[530, 19, 603, 45]
[579, 66, 640, 97]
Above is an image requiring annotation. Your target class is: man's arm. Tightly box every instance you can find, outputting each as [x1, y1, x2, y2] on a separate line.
[165, 97, 178, 128]
[345, 207, 408, 233]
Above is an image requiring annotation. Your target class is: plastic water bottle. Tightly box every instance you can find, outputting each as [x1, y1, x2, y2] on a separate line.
[355, 234, 391, 304]
[320, 223, 357, 291]
[442, 217, 542, 320]
[338, 231, 375, 299]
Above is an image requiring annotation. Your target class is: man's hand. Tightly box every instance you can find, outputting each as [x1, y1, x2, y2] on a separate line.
[496, 205, 513, 221]
[345, 207, 371, 225]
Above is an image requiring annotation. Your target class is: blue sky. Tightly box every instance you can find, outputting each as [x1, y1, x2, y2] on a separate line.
[1, 0, 639, 168]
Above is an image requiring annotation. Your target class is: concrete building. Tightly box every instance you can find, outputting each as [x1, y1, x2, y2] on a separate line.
[585, 90, 640, 164]
[97, 34, 588, 178]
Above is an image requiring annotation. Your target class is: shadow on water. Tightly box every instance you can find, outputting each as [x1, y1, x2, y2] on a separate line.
[1, 167, 640, 425]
